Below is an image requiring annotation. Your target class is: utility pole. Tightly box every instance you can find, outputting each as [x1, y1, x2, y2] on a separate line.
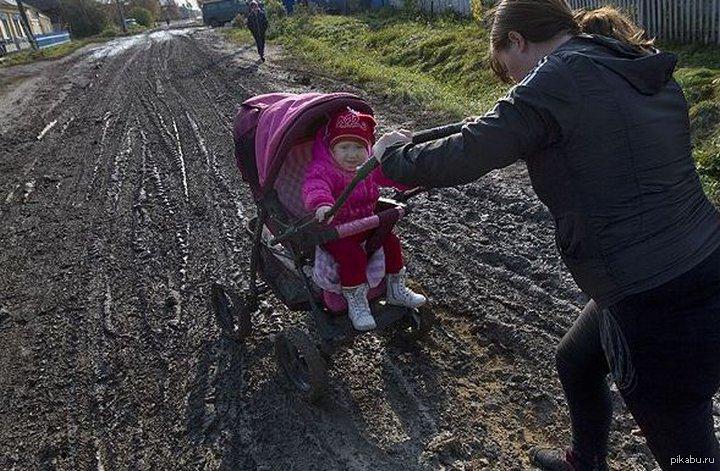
[116, 0, 127, 33]
[16, 0, 38, 50]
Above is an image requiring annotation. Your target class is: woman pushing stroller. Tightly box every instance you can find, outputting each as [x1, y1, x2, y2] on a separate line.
[374, 1, 720, 469]
[302, 108, 426, 332]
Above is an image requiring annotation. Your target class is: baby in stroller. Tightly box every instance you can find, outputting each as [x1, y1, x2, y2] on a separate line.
[302, 108, 427, 331]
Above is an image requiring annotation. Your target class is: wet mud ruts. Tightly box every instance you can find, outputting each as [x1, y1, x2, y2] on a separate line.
[0, 27, 686, 470]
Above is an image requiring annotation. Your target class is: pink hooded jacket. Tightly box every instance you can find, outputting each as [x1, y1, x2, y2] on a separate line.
[302, 129, 406, 226]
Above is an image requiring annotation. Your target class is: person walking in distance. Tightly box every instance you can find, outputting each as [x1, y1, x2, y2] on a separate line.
[247, 1, 268, 62]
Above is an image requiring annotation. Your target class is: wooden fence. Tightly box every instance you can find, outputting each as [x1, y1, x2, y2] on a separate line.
[386, 0, 472, 16]
[567, 0, 720, 45]
[383, 0, 720, 45]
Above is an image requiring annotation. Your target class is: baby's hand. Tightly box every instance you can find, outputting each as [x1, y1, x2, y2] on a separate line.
[315, 205, 333, 223]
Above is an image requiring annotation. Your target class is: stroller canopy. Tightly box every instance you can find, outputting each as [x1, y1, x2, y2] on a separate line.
[235, 92, 374, 193]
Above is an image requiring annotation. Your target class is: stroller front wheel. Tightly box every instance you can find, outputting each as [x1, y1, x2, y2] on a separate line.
[397, 305, 435, 343]
[274, 328, 328, 402]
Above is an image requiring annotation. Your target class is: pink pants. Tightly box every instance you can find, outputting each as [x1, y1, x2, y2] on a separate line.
[322, 230, 403, 287]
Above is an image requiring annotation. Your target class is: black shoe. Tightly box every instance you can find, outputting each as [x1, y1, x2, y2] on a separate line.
[529, 447, 576, 471]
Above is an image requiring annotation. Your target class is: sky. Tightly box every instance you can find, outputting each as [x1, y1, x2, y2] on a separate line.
[160, 0, 200, 11]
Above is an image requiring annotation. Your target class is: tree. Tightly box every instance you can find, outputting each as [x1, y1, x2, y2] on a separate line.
[128, 5, 153, 25]
[129, 0, 161, 19]
[60, 0, 108, 37]
[163, 0, 180, 20]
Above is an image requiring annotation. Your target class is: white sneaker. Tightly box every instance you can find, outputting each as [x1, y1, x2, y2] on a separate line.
[386, 268, 427, 308]
[342, 284, 376, 331]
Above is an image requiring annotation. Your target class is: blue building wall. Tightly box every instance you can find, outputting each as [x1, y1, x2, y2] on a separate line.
[36, 30, 69, 48]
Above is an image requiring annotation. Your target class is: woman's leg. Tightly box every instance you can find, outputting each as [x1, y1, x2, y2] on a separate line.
[556, 300, 612, 470]
[251, 31, 262, 58]
[625, 399, 720, 469]
[610, 285, 720, 469]
[259, 33, 266, 59]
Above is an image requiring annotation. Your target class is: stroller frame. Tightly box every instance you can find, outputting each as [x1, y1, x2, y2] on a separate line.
[214, 92, 463, 401]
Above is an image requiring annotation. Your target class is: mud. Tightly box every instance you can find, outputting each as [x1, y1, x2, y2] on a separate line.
[0, 27, 699, 470]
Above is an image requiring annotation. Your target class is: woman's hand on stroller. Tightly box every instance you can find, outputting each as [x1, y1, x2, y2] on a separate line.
[315, 205, 333, 223]
[373, 129, 413, 163]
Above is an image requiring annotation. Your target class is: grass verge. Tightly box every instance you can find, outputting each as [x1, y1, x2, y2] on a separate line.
[0, 25, 149, 68]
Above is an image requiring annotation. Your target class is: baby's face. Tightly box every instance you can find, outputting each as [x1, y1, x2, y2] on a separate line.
[331, 139, 369, 171]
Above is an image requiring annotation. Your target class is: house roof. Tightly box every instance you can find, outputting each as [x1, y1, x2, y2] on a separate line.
[24, 0, 60, 12]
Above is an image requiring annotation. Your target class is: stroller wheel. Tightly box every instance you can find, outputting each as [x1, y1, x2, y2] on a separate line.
[212, 283, 253, 341]
[274, 328, 327, 402]
[397, 305, 435, 343]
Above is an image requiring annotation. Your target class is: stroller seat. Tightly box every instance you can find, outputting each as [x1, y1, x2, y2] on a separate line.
[270, 139, 392, 312]
[274, 139, 313, 219]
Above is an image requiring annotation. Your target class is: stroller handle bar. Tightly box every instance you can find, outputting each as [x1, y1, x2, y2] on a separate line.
[268, 122, 464, 246]
[411, 121, 465, 145]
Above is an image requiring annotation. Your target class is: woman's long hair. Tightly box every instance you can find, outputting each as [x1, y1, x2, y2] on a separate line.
[487, 0, 655, 83]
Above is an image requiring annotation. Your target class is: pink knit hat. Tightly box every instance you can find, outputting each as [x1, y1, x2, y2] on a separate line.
[326, 108, 376, 147]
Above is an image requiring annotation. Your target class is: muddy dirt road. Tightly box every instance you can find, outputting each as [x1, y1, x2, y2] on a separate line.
[0, 27, 704, 470]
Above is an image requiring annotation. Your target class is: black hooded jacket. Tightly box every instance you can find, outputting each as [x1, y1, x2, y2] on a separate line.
[247, 9, 268, 36]
[381, 34, 720, 307]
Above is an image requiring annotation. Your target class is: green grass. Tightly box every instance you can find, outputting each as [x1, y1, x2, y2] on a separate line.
[227, 11, 720, 201]
[669, 43, 720, 201]
[269, 11, 507, 117]
[221, 28, 254, 45]
[0, 40, 95, 67]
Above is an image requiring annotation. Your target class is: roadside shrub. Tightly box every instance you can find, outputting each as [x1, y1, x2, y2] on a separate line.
[689, 101, 720, 143]
[98, 24, 120, 37]
[294, 2, 324, 16]
[402, 0, 418, 14]
[264, 0, 286, 37]
[129, 0, 162, 20]
[232, 13, 246, 27]
[470, 0, 482, 23]
[128, 6, 153, 26]
[696, 146, 720, 180]
[346, 0, 364, 12]
[60, 0, 108, 38]
[698, 151, 720, 205]
[266, 0, 286, 23]
[675, 67, 718, 106]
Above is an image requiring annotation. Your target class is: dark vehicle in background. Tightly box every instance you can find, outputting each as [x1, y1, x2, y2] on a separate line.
[201, 0, 249, 27]
[312, 0, 356, 13]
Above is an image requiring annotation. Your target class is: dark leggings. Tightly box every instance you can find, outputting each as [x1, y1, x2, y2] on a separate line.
[252, 31, 265, 59]
[557, 247, 720, 470]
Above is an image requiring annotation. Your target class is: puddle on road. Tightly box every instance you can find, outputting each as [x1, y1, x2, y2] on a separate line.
[148, 29, 192, 41]
[89, 28, 193, 61]
[89, 35, 146, 60]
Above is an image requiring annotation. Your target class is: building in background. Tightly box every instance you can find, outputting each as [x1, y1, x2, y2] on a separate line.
[24, 0, 62, 29]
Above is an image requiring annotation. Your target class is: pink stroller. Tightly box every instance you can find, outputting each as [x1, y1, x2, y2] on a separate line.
[213, 92, 461, 401]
